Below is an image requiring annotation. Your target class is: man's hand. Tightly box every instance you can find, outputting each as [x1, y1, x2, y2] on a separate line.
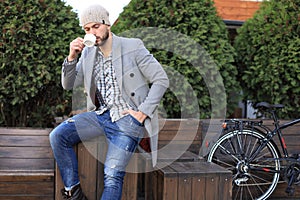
[122, 110, 147, 124]
[68, 37, 84, 62]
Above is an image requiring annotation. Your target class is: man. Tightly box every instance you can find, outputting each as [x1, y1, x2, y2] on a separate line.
[49, 4, 169, 200]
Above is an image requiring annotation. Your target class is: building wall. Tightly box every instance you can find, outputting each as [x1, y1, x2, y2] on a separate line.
[213, 0, 262, 21]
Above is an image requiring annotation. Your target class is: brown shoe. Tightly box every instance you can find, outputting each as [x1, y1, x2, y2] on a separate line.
[61, 184, 88, 200]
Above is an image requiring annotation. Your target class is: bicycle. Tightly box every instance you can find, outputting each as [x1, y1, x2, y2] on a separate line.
[207, 102, 300, 200]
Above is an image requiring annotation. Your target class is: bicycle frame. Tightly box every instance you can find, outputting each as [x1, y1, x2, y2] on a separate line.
[207, 103, 300, 199]
[223, 112, 300, 168]
[266, 109, 300, 158]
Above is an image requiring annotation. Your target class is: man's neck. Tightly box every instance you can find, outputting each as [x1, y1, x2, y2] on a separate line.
[99, 33, 113, 58]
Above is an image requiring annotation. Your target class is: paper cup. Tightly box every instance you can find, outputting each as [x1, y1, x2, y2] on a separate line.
[83, 34, 96, 47]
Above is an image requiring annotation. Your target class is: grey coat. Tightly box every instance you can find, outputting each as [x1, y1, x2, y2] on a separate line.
[61, 34, 169, 166]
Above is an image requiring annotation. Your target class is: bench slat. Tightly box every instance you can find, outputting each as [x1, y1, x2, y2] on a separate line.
[0, 171, 54, 181]
[0, 146, 53, 158]
[0, 135, 50, 147]
[0, 181, 53, 195]
[159, 119, 202, 131]
[0, 128, 51, 136]
[0, 158, 54, 171]
[0, 197, 53, 200]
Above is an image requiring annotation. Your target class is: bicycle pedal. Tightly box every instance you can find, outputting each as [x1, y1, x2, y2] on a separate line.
[292, 153, 300, 158]
[234, 177, 249, 185]
[285, 186, 295, 196]
[290, 153, 300, 160]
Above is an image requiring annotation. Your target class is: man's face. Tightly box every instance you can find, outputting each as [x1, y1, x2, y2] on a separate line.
[83, 22, 110, 46]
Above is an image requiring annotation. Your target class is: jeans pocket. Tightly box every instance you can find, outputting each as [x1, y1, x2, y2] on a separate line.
[129, 115, 144, 127]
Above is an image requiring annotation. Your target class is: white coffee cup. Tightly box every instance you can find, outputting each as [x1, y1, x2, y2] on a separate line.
[83, 34, 96, 47]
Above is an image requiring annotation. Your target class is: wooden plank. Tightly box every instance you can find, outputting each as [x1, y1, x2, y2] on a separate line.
[0, 128, 52, 135]
[157, 150, 200, 161]
[218, 173, 232, 200]
[142, 151, 201, 200]
[157, 164, 178, 200]
[55, 164, 64, 200]
[158, 130, 201, 141]
[0, 172, 54, 182]
[78, 142, 98, 200]
[192, 176, 205, 200]
[159, 119, 202, 131]
[0, 128, 55, 199]
[122, 172, 138, 200]
[170, 161, 232, 200]
[0, 135, 51, 147]
[0, 181, 53, 195]
[155, 161, 232, 200]
[0, 158, 54, 171]
[157, 119, 202, 155]
[178, 176, 192, 200]
[170, 161, 231, 176]
[0, 197, 53, 200]
[205, 174, 219, 200]
[0, 146, 53, 158]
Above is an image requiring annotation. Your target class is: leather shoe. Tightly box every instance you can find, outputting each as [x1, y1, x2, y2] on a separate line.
[61, 184, 88, 200]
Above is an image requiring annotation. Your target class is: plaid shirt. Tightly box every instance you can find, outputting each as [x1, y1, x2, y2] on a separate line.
[93, 49, 130, 121]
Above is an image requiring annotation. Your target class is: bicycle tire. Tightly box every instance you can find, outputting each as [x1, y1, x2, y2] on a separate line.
[207, 128, 280, 200]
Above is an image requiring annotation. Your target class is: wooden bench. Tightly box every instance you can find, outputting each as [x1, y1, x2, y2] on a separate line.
[0, 128, 54, 200]
[141, 151, 201, 200]
[54, 118, 300, 199]
[55, 118, 205, 200]
[55, 137, 139, 200]
[157, 119, 202, 155]
[154, 161, 232, 200]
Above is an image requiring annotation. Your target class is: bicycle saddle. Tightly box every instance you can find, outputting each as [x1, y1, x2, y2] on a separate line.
[254, 102, 284, 109]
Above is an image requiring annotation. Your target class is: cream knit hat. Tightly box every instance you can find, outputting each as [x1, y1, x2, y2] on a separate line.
[79, 4, 111, 27]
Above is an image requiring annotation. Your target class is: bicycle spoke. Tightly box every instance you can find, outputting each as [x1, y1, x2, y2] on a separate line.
[207, 129, 280, 200]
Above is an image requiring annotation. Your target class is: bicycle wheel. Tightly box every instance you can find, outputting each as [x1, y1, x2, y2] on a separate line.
[207, 128, 280, 200]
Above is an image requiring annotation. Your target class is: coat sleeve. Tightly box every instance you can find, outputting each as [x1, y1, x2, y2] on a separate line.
[61, 54, 84, 90]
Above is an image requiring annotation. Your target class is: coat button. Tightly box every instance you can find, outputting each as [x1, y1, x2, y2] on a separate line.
[130, 73, 134, 77]
[131, 92, 135, 96]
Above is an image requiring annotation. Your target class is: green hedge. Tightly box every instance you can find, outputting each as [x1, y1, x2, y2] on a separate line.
[8, 0, 296, 125]
[234, 0, 300, 119]
[0, 0, 83, 127]
[112, 0, 241, 119]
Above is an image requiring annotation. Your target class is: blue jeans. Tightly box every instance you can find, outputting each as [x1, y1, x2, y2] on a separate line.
[49, 110, 145, 200]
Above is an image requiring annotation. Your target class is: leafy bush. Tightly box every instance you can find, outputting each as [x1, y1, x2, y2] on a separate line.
[234, 0, 300, 119]
[0, 0, 83, 127]
[112, 0, 241, 119]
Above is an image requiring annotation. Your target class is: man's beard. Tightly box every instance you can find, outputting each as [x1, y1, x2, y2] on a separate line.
[96, 30, 109, 46]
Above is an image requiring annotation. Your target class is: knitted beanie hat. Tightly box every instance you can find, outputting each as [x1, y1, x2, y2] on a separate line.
[80, 4, 111, 27]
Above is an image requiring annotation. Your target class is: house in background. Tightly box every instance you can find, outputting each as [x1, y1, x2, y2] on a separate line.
[213, 0, 266, 118]
[213, 0, 264, 44]
[214, 0, 263, 22]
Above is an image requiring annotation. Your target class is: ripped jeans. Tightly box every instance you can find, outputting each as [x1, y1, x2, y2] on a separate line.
[49, 110, 145, 200]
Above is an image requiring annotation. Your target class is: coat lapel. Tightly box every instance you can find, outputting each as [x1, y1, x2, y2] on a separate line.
[112, 35, 123, 90]
[85, 47, 97, 84]
[84, 47, 97, 101]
